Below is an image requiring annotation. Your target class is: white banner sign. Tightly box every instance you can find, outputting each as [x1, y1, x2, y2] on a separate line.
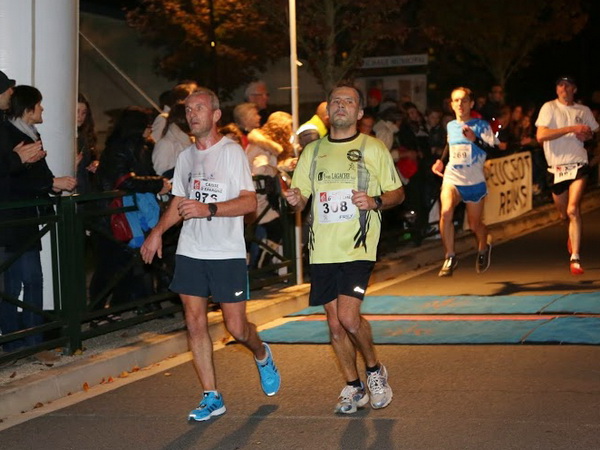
[483, 151, 532, 225]
[361, 54, 428, 69]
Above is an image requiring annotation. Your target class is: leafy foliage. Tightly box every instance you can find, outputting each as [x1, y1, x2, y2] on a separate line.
[420, 0, 588, 87]
[257, 0, 409, 92]
[125, 0, 286, 99]
[126, 0, 410, 97]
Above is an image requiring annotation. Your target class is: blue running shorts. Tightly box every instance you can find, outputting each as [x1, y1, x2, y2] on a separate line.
[455, 182, 487, 203]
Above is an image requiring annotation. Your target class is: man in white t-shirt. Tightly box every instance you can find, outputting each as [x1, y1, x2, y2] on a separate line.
[535, 76, 599, 275]
[141, 88, 280, 422]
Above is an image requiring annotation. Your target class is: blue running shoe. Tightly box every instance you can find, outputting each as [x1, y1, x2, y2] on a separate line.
[188, 391, 226, 422]
[255, 343, 281, 396]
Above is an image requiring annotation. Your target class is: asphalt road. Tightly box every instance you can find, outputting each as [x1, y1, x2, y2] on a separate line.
[376, 207, 600, 298]
[1, 210, 599, 450]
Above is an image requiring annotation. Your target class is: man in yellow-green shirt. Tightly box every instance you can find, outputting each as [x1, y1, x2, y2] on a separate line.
[285, 84, 404, 415]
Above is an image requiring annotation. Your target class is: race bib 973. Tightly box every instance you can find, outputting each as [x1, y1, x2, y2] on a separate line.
[189, 177, 228, 203]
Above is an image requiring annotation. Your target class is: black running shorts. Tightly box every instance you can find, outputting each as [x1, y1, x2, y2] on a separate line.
[550, 164, 590, 196]
[308, 260, 375, 306]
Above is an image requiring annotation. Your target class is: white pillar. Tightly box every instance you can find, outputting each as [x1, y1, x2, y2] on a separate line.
[0, 0, 78, 176]
[0, 1, 34, 80]
[0, 0, 79, 309]
[34, 0, 79, 176]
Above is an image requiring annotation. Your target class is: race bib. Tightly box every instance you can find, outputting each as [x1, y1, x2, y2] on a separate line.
[449, 144, 472, 165]
[317, 189, 357, 224]
[189, 177, 228, 203]
[553, 164, 578, 184]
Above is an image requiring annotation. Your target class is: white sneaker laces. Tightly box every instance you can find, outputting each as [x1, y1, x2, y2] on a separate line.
[339, 385, 357, 402]
[367, 372, 385, 394]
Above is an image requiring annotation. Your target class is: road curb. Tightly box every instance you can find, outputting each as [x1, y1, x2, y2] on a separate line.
[1, 189, 599, 420]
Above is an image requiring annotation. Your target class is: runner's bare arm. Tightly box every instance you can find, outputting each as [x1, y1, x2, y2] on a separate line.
[537, 124, 591, 142]
[141, 196, 184, 263]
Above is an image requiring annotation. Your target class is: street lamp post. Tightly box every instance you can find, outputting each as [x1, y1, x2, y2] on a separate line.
[208, 0, 218, 93]
[288, 0, 303, 284]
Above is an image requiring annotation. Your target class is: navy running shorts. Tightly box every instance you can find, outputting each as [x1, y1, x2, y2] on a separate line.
[170, 256, 249, 303]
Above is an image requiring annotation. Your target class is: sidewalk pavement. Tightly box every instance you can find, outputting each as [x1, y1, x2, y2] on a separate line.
[1, 190, 599, 424]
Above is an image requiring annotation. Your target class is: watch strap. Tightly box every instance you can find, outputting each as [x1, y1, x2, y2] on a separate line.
[207, 203, 218, 221]
[374, 196, 383, 211]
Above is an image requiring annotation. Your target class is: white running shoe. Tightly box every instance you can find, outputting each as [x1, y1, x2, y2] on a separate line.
[334, 383, 369, 414]
[366, 364, 393, 409]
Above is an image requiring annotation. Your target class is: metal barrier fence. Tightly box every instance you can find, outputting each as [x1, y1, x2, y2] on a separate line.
[0, 187, 296, 363]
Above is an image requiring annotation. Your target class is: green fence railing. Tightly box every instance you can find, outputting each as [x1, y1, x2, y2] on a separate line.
[0, 187, 296, 363]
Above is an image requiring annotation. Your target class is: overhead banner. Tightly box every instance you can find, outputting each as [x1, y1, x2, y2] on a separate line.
[483, 151, 532, 225]
[361, 54, 428, 69]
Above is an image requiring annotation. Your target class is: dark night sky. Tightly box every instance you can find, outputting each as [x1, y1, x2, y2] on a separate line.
[508, 1, 600, 107]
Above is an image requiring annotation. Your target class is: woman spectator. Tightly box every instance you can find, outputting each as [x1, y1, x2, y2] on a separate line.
[76, 93, 99, 194]
[89, 107, 170, 322]
[219, 122, 244, 146]
[151, 103, 191, 178]
[0, 85, 76, 350]
[245, 111, 293, 268]
[233, 102, 261, 149]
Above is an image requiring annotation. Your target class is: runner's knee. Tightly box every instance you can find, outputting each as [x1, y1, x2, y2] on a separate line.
[439, 208, 454, 222]
[566, 204, 580, 220]
[327, 315, 348, 341]
[468, 218, 484, 233]
[337, 311, 361, 335]
[224, 316, 249, 342]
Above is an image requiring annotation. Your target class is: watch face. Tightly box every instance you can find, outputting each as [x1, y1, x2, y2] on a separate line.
[375, 196, 383, 210]
[208, 203, 218, 216]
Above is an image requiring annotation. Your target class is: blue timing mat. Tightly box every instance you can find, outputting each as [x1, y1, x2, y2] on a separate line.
[259, 317, 600, 345]
[267, 292, 600, 344]
[286, 292, 600, 316]
[526, 317, 600, 344]
[542, 291, 600, 314]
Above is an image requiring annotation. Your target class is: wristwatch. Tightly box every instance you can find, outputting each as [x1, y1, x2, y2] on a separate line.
[373, 196, 383, 211]
[207, 203, 218, 221]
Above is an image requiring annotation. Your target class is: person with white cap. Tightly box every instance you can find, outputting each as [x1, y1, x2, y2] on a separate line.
[535, 75, 599, 275]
